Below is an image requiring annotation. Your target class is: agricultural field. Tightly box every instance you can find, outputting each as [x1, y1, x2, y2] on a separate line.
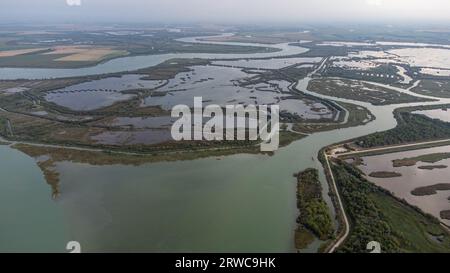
[0, 28, 278, 68]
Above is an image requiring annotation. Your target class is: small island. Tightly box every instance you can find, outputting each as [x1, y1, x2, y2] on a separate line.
[440, 210, 450, 220]
[369, 171, 402, 178]
[411, 183, 450, 196]
[295, 168, 334, 250]
[418, 165, 448, 170]
[393, 153, 450, 167]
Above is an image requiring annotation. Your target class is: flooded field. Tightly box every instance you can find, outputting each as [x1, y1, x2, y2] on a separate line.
[45, 74, 164, 111]
[412, 108, 450, 123]
[2, 87, 29, 94]
[49, 74, 164, 92]
[45, 90, 135, 111]
[327, 43, 450, 82]
[358, 145, 450, 225]
[388, 48, 450, 69]
[91, 129, 172, 145]
[142, 65, 333, 120]
[106, 116, 174, 129]
[308, 78, 426, 105]
[90, 113, 264, 145]
[420, 68, 450, 77]
[278, 99, 334, 120]
[142, 65, 269, 109]
[212, 57, 321, 69]
[339, 47, 450, 70]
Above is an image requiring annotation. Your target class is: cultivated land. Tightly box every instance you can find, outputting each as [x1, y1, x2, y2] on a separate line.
[0, 48, 49, 57]
[0, 28, 278, 68]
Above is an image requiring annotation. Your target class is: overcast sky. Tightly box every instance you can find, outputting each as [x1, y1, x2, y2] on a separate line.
[1, 0, 450, 24]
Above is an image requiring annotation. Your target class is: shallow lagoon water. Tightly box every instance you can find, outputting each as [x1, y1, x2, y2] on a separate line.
[46, 90, 135, 111]
[0, 146, 68, 252]
[44, 74, 164, 111]
[1, 73, 422, 252]
[91, 129, 173, 145]
[109, 116, 174, 129]
[2, 36, 450, 252]
[359, 146, 450, 225]
[142, 65, 332, 119]
[50, 74, 164, 92]
[212, 57, 322, 70]
[41, 91, 410, 252]
[412, 109, 450, 123]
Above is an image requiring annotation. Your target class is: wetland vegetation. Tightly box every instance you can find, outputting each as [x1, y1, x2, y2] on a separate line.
[0, 29, 277, 68]
[368, 171, 402, 178]
[295, 168, 334, 250]
[3, 24, 450, 253]
[411, 184, 450, 196]
[393, 153, 450, 167]
[331, 161, 450, 253]
[308, 78, 433, 105]
[356, 106, 450, 148]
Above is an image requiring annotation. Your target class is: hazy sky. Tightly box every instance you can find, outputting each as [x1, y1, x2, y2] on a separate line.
[1, 0, 450, 24]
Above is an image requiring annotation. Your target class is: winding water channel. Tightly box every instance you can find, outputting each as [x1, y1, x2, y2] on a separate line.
[0, 34, 308, 80]
[1, 35, 450, 253]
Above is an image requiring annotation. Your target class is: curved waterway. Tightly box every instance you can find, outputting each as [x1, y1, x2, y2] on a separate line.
[0, 34, 308, 80]
[1, 36, 450, 253]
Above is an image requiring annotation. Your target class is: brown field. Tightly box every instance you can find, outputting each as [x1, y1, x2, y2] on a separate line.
[43, 45, 92, 55]
[54, 48, 128, 62]
[0, 48, 48, 57]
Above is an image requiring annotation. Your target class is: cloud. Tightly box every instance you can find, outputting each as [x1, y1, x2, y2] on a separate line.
[66, 0, 82, 6]
[2, 0, 450, 24]
[366, 0, 383, 6]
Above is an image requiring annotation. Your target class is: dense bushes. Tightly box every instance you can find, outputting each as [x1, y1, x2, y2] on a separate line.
[332, 163, 403, 252]
[332, 162, 450, 253]
[357, 111, 450, 148]
[297, 168, 334, 240]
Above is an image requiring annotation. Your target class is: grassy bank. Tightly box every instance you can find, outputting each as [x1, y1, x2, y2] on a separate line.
[356, 106, 450, 148]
